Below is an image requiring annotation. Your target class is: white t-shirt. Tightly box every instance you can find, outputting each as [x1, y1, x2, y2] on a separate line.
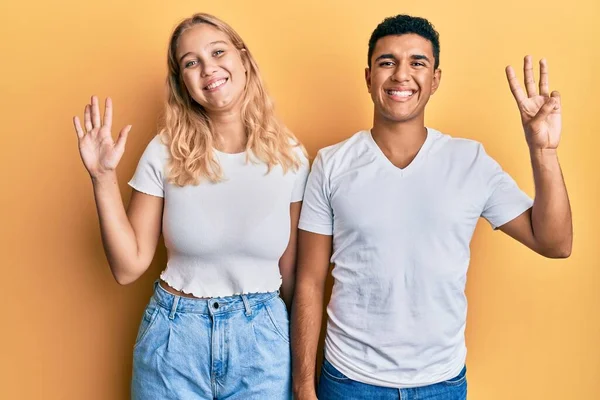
[299, 128, 533, 388]
[129, 135, 309, 298]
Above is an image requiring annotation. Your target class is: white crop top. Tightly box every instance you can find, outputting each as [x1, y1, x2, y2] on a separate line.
[128, 135, 309, 298]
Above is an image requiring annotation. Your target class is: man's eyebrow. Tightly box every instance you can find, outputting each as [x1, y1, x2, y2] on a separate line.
[411, 54, 431, 63]
[374, 53, 396, 62]
[374, 53, 432, 63]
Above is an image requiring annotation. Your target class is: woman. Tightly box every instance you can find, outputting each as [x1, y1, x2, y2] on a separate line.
[73, 13, 308, 399]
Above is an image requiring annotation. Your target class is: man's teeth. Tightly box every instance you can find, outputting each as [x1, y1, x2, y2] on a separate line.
[206, 79, 226, 90]
[388, 90, 414, 97]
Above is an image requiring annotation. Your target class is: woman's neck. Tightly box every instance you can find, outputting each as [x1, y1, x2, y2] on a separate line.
[209, 109, 247, 154]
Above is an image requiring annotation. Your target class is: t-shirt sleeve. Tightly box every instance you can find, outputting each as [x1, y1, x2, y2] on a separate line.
[479, 144, 533, 229]
[298, 151, 333, 235]
[291, 148, 310, 202]
[128, 135, 167, 198]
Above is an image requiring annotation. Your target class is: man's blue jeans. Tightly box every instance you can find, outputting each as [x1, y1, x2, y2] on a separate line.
[317, 359, 467, 400]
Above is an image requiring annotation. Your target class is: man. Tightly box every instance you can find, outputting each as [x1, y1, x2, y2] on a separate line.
[292, 14, 572, 400]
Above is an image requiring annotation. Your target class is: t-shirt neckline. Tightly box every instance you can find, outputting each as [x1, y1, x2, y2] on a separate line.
[366, 127, 435, 177]
[214, 148, 248, 161]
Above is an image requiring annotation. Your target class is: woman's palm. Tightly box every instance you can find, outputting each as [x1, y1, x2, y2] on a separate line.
[73, 96, 131, 178]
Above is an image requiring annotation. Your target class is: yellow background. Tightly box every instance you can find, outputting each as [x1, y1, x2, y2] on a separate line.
[1, 0, 598, 399]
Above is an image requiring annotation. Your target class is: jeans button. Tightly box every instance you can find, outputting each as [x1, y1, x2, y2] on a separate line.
[213, 302, 219, 309]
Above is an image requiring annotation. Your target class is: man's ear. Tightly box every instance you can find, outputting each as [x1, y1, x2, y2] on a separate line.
[365, 67, 372, 93]
[431, 68, 442, 95]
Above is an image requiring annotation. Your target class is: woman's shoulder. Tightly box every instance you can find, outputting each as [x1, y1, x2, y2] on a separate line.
[138, 133, 170, 165]
[286, 137, 309, 165]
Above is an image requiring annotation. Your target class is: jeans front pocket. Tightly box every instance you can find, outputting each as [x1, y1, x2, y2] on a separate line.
[264, 297, 290, 343]
[321, 359, 350, 382]
[134, 302, 161, 349]
[441, 365, 467, 387]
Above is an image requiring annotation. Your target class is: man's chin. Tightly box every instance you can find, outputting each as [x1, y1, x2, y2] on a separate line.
[381, 111, 420, 124]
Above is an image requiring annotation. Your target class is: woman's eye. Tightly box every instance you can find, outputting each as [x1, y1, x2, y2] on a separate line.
[213, 50, 224, 57]
[184, 60, 197, 68]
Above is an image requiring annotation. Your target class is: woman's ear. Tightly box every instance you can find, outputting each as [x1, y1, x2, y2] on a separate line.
[241, 48, 249, 73]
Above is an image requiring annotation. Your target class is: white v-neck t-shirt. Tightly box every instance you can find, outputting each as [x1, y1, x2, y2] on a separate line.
[129, 135, 309, 298]
[299, 128, 533, 388]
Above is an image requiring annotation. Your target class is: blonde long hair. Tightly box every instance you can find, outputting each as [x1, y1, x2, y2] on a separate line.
[160, 13, 305, 186]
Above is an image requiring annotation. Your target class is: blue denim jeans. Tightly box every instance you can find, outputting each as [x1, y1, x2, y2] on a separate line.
[317, 359, 467, 400]
[131, 282, 292, 399]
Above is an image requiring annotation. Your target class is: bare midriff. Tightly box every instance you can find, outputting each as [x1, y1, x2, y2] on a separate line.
[159, 279, 210, 299]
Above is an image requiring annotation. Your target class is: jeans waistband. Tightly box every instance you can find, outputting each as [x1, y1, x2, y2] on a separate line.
[151, 280, 280, 316]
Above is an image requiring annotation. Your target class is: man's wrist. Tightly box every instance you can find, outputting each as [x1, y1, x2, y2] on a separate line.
[529, 147, 558, 158]
[293, 382, 317, 398]
[529, 147, 560, 167]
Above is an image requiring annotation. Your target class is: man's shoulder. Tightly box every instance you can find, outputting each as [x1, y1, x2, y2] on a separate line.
[430, 128, 480, 148]
[429, 128, 485, 159]
[315, 130, 371, 165]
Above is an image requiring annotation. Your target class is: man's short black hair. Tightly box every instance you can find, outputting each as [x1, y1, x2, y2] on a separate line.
[368, 15, 440, 69]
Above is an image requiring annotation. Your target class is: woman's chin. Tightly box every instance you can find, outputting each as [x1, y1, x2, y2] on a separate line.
[204, 96, 244, 114]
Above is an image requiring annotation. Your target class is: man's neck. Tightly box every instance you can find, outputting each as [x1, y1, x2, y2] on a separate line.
[370, 116, 428, 169]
